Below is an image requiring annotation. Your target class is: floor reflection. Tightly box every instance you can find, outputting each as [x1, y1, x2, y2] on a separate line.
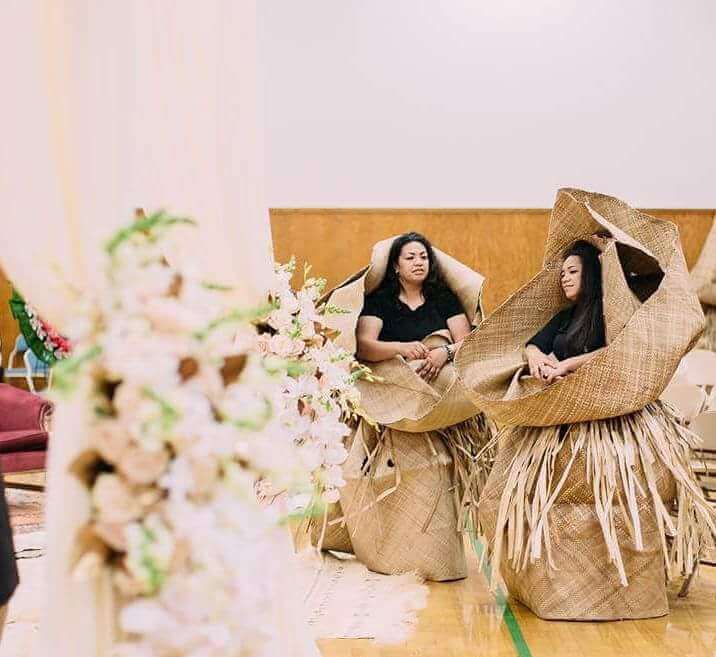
[319, 537, 716, 657]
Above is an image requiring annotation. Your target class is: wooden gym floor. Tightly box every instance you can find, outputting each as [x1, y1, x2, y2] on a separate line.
[5, 472, 715, 657]
[318, 536, 716, 657]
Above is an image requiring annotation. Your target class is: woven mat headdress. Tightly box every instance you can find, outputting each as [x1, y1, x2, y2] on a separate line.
[322, 235, 486, 432]
[456, 188, 705, 427]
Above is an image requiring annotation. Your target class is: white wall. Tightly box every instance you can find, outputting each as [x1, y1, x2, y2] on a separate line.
[258, 1, 716, 208]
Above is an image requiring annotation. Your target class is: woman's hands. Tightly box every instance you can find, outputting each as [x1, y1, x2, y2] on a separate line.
[542, 360, 570, 384]
[525, 346, 604, 385]
[525, 345, 558, 381]
[542, 349, 604, 384]
[398, 341, 430, 361]
[415, 347, 449, 382]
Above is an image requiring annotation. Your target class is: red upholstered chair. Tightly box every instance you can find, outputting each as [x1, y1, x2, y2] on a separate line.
[0, 383, 53, 492]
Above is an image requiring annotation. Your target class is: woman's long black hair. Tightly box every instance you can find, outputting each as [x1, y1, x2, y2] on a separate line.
[563, 240, 604, 355]
[375, 232, 451, 308]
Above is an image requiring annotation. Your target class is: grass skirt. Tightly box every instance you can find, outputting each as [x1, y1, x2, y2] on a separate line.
[478, 401, 716, 620]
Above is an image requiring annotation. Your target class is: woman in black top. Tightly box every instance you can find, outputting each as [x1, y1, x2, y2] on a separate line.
[357, 232, 471, 382]
[526, 240, 606, 384]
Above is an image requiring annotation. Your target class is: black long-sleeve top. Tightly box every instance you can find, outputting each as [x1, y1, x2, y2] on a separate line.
[527, 306, 605, 360]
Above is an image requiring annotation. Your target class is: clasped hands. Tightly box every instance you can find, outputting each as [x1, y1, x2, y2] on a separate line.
[399, 341, 449, 382]
[526, 350, 570, 384]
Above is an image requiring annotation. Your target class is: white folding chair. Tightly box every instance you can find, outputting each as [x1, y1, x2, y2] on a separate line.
[660, 382, 708, 423]
[707, 388, 716, 412]
[679, 349, 716, 389]
[679, 411, 716, 592]
[2, 335, 51, 393]
[3, 335, 32, 387]
[23, 349, 53, 393]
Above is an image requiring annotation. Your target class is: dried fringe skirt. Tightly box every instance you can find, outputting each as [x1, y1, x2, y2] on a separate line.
[478, 400, 716, 620]
[313, 413, 495, 581]
[697, 305, 716, 351]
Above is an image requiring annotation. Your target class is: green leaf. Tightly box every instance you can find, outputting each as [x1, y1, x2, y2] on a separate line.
[228, 397, 273, 432]
[105, 211, 196, 255]
[319, 303, 350, 315]
[141, 387, 180, 432]
[52, 345, 103, 395]
[8, 289, 63, 365]
[193, 303, 275, 340]
[201, 281, 234, 292]
[262, 354, 307, 378]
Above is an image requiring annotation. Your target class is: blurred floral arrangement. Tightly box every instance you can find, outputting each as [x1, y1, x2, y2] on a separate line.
[256, 259, 375, 514]
[57, 213, 312, 657]
[9, 289, 72, 363]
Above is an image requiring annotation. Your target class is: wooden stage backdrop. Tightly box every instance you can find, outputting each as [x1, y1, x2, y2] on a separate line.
[0, 209, 714, 365]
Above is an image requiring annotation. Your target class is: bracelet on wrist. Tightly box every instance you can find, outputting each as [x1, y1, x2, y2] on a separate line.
[443, 344, 454, 363]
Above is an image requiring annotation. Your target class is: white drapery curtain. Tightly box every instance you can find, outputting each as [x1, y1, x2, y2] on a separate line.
[0, 3, 315, 656]
[1, 0, 274, 327]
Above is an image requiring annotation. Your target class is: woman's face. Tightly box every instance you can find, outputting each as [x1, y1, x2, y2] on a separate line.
[560, 255, 583, 301]
[395, 241, 429, 285]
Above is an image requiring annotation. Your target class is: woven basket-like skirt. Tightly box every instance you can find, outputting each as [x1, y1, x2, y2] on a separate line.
[312, 412, 495, 581]
[337, 422, 467, 581]
[479, 401, 716, 620]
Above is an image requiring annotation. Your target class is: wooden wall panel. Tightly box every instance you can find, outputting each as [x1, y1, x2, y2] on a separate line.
[0, 209, 711, 367]
[270, 209, 715, 314]
[0, 266, 16, 365]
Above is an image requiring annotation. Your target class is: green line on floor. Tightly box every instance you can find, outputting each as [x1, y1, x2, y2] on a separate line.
[469, 533, 532, 657]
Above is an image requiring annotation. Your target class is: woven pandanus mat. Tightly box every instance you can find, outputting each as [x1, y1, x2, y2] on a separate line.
[337, 421, 467, 581]
[322, 235, 486, 432]
[456, 188, 705, 427]
[478, 401, 716, 620]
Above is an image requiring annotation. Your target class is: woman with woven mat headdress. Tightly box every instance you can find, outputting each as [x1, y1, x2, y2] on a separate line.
[456, 188, 716, 620]
[315, 233, 495, 581]
[690, 215, 716, 351]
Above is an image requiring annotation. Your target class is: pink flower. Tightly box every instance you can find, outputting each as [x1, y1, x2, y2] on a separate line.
[322, 487, 340, 504]
[255, 333, 271, 355]
[92, 474, 143, 524]
[268, 334, 305, 358]
[118, 446, 170, 486]
[94, 522, 128, 551]
[94, 422, 130, 464]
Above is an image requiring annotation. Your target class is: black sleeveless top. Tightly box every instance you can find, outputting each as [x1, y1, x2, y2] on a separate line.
[360, 288, 465, 343]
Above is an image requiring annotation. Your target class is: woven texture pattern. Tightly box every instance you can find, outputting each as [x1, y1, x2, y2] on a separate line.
[456, 188, 705, 427]
[318, 412, 497, 574]
[323, 235, 486, 431]
[338, 422, 467, 581]
[318, 237, 494, 578]
[478, 401, 716, 620]
[499, 504, 669, 620]
[309, 498, 354, 554]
